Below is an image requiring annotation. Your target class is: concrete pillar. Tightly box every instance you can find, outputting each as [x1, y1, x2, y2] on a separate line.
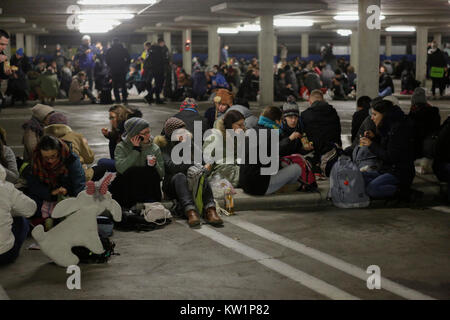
[433, 33, 442, 49]
[15, 33, 24, 52]
[301, 33, 309, 58]
[357, 0, 381, 99]
[259, 15, 274, 106]
[25, 34, 34, 57]
[34, 36, 39, 56]
[207, 25, 219, 67]
[350, 31, 359, 73]
[385, 35, 392, 57]
[415, 26, 428, 86]
[182, 29, 192, 75]
[163, 31, 171, 51]
[273, 34, 277, 57]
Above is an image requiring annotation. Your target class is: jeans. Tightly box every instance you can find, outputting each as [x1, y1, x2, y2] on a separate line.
[165, 173, 215, 215]
[362, 171, 399, 199]
[0, 217, 30, 265]
[379, 87, 393, 97]
[112, 73, 128, 103]
[265, 164, 302, 195]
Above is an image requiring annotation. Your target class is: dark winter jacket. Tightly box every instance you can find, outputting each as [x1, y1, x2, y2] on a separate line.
[368, 106, 415, 189]
[408, 103, 441, 159]
[351, 108, 370, 143]
[379, 72, 394, 93]
[105, 43, 130, 75]
[279, 120, 308, 157]
[427, 48, 447, 75]
[238, 124, 276, 196]
[434, 116, 450, 163]
[162, 109, 209, 137]
[301, 100, 342, 159]
[75, 44, 96, 70]
[144, 45, 166, 74]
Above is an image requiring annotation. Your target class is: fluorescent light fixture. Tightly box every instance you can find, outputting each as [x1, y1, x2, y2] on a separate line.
[79, 10, 135, 20]
[274, 18, 313, 27]
[336, 29, 352, 36]
[218, 27, 239, 34]
[385, 26, 416, 32]
[333, 11, 385, 21]
[237, 24, 261, 32]
[78, 0, 158, 4]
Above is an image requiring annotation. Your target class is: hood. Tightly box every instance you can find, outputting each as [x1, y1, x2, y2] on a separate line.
[0, 164, 6, 182]
[215, 118, 226, 136]
[153, 135, 168, 149]
[310, 100, 334, 112]
[44, 124, 72, 138]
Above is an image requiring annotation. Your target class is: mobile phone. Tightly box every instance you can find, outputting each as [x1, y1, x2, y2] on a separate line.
[139, 136, 144, 142]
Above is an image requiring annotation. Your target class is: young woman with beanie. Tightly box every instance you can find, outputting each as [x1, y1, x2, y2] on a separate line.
[109, 117, 164, 209]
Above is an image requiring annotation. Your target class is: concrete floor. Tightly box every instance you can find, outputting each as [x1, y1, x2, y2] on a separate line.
[0, 94, 449, 300]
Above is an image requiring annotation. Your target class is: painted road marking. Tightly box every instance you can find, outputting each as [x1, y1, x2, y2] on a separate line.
[176, 221, 359, 300]
[0, 285, 9, 300]
[430, 206, 450, 214]
[225, 218, 435, 300]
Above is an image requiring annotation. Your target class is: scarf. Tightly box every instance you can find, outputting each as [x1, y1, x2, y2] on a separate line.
[32, 139, 71, 188]
[258, 116, 281, 133]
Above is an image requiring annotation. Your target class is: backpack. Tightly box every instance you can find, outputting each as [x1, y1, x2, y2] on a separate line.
[328, 156, 370, 208]
[280, 154, 318, 191]
[114, 207, 172, 232]
[352, 145, 379, 172]
[71, 236, 117, 264]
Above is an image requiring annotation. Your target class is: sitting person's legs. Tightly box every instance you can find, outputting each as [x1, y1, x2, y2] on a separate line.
[97, 158, 116, 172]
[265, 163, 302, 195]
[0, 217, 30, 265]
[365, 172, 399, 199]
[434, 161, 450, 202]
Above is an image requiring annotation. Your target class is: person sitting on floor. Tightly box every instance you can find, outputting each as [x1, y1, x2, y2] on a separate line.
[204, 89, 234, 129]
[217, 97, 258, 130]
[68, 71, 97, 104]
[379, 65, 394, 97]
[154, 117, 223, 228]
[0, 164, 36, 266]
[433, 115, 450, 204]
[351, 96, 372, 143]
[24, 135, 85, 225]
[161, 98, 208, 137]
[0, 130, 19, 184]
[279, 98, 314, 157]
[203, 110, 245, 188]
[21, 104, 55, 162]
[109, 117, 164, 209]
[239, 106, 302, 196]
[359, 99, 415, 200]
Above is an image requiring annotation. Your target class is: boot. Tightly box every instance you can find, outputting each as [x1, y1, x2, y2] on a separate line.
[204, 207, 223, 227]
[186, 209, 200, 228]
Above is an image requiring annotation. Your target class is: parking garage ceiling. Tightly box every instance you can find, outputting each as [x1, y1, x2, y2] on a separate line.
[0, 0, 450, 36]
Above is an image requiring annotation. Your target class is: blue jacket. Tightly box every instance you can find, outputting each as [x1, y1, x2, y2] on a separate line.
[26, 151, 86, 203]
[211, 73, 230, 90]
[76, 44, 96, 70]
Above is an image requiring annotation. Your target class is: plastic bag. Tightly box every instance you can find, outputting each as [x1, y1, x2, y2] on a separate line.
[209, 175, 236, 200]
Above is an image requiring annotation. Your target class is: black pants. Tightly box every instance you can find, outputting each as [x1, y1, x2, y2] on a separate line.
[112, 73, 128, 103]
[431, 77, 445, 96]
[109, 166, 162, 208]
[83, 87, 96, 102]
[164, 172, 215, 216]
[85, 67, 94, 91]
[145, 71, 165, 100]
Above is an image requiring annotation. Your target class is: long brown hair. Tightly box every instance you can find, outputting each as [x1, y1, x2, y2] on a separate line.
[109, 104, 132, 124]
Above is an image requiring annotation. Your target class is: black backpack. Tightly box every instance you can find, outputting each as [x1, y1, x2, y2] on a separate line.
[72, 236, 117, 264]
[114, 209, 172, 232]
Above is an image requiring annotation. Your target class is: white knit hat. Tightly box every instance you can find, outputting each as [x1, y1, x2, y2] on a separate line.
[32, 104, 55, 122]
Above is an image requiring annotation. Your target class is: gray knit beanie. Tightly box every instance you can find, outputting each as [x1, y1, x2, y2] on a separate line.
[411, 87, 427, 106]
[282, 102, 299, 118]
[122, 117, 150, 141]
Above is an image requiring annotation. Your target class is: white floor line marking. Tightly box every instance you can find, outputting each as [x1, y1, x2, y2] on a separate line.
[176, 221, 359, 300]
[430, 206, 450, 214]
[0, 285, 10, 300]
[225, 218, 435, 300]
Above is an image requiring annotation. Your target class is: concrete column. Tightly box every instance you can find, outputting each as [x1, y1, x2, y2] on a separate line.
[15, 33, 24, 51]
[273, 34, 277, 57]
[25, 34, 34, 57]
[207, 25, 219, 67]
[34, 36, 39, 56]
[163, 31, 171, 51]
[433, 33, 442, 49]
[415, 26, 428, 86]
[182, 29, 192, 75]
[357, 0, 381, 99]
[385, 35, 392, 57]
[259, 15, 274, 106]
[350, 31, 359, 73]
[301, 33, 309, 58]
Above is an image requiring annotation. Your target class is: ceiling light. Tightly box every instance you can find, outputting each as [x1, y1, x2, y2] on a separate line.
[333, 11, 385, 21]
[336, 29, 352, 36]
[78, 0, 158, 5]
[237, 24, 261, 32]
[274, 19, 313, 27]
[385, 26, 416, 32]
[79, 10, 135, 20]
[218, 27, 239, 34]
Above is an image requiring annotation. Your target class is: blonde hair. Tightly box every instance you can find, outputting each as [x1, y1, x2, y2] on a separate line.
[109, 104, 132, 123]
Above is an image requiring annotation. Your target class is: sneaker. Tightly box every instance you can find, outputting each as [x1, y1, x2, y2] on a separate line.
[400, 90, 408, 95]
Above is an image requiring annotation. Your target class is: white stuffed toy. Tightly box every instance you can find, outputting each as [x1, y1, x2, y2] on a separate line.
[32, 174, 122, 267]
